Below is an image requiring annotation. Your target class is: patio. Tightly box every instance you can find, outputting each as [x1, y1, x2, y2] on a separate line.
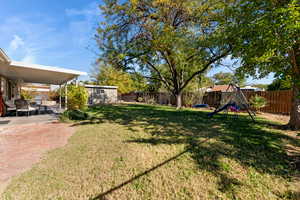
[0, 113, 59, 127]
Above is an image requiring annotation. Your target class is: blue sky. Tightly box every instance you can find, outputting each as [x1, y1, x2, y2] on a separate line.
[0, 0, 101, 81]
[208, 56, 274, 85]
[0, 0, 273, 84]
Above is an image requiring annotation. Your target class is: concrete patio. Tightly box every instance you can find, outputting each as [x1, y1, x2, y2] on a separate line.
[0, 114, 59, 128]
[0, 117, 75, 195]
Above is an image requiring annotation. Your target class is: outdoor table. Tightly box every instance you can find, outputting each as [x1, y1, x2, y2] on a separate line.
[37, 105, 48, 114]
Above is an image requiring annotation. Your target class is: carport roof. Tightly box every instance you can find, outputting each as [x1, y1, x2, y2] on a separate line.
[0, 48, 87, 85]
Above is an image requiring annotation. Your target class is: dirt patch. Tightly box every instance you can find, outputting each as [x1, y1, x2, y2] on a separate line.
[0, 122, 75, 194]
[257, 112, 290, 124]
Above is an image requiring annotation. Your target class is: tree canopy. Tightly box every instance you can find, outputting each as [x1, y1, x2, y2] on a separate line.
[94, 0, 300, 129]
[94, 64, 136, 94]
[96, 0, 232, 108]
[224, 0, 300, 129]
[212, 72, 245, 86]
[225, 0, 299, 79]
[267, 76, 293, 91]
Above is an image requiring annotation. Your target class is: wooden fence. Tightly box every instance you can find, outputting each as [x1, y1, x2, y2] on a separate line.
[243, 90, 292, 114]
[203, 90, 292, 114]
[121, 90, 293, 114]
[121, 92, 205, 107]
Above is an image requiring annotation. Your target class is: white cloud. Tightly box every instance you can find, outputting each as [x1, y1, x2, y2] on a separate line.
[9, 35, 25, 50]
[21, 54, 36, 64]
[65, 7, 97, 17]
[65, 2, 100, 18]
[7, 34, 37, 63]
[0, 16, 65, 64]
[0, 2, 101, 72]
[65, 2, 101, 48]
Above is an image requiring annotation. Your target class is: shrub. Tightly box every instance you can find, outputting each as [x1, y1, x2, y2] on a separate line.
[60, 110, 89, 121]
[48, 90, 60, 101]
[146, 97, 156, 105]
[66, 85, 88, 110]
[249, 95, 267, 112]
[20, 90, 34, 100]
[137, 97, 144, 102]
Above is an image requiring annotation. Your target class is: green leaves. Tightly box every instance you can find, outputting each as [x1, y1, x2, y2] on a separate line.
[249, 95, 268, 111]
[227, 0, 299, 79]
[95, 64, 148, 94]
[66, 85, 89, 111]
[96, 0, 232, 100]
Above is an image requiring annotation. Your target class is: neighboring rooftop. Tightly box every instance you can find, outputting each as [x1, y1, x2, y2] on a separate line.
[206, 84, 265, 92]
[207, 85, 232, 92]
[241, 85, 264, 91]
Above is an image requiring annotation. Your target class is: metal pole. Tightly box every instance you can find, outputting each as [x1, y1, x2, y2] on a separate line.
[59, 85, 62, 110]
[65, 83, 68, 110]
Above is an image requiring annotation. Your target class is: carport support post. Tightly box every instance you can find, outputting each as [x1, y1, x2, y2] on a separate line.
[59, 84, 62, 110]
[65, 83, 68, 110]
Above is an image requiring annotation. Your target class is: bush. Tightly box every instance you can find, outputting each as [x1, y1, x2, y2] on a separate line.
[146, 97, 156, 105]
[48, 90, 60, 101]
[66, 85, 88, 110]
[249, 95, 267, 112]
[137, 97, 144, 102]
[20, 90, 34, 100]
[60, 110, 89, 121]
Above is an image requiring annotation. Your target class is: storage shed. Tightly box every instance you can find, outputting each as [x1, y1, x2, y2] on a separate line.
[85, 85, 118, 104]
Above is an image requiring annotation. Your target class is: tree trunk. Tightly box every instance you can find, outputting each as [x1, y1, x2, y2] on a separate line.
[288, 46, 300, 130]
[288, 83, 300, 130]
[175, 92, 182, 109]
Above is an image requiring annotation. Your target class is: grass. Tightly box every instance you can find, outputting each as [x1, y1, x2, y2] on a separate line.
[2, 103, 300, 200]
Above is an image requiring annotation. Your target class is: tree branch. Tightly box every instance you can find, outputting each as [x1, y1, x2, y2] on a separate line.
[145, 61, 173, 91]
[180, 47, 232, 91]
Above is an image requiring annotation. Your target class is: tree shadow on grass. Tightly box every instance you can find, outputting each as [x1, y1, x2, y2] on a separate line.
[74, 104, 300, 199]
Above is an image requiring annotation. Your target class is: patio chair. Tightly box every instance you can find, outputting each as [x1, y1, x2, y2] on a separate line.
[5, 100, 17, 115]
[15, 99, 38, 116]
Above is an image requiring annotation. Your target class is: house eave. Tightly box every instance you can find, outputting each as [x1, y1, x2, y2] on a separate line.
[0, 48, 11, 63]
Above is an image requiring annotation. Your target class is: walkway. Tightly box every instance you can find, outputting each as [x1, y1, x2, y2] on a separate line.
[0, 119, 75, 194]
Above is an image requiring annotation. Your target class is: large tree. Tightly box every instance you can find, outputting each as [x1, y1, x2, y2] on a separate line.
[93, 64, 136, 94]
[225, 0, 300, 129]
[212, 72, 246, 86]
[267, 76, 293, 91]
[96, 0, 232, 108]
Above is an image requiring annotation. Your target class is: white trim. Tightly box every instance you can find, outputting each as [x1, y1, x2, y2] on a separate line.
[22, 87, 50, 92]
[10, 61, 87, 76]
[84, 84, 118, 89]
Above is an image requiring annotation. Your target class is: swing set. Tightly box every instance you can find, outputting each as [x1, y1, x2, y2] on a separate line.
[207, 82, 256, 122]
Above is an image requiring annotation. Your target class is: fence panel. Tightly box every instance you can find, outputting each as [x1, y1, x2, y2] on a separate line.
[121, 90, 292, 114]
[211, 90, 292, 114]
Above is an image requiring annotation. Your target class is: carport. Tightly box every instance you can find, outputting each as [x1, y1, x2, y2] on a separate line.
[0, 48, 87, 110]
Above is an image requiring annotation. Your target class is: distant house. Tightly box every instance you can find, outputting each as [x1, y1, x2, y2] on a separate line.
[84, 85, 118, 105]
[241, 85, 264, 92]
[206, 85, 264, 93]
[206, 85, 233, 92]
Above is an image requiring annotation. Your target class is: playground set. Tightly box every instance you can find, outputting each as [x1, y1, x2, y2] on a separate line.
[207, 83, 256, 122]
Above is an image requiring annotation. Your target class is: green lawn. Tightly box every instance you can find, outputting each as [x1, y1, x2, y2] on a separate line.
[3, 104, 300, 200]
